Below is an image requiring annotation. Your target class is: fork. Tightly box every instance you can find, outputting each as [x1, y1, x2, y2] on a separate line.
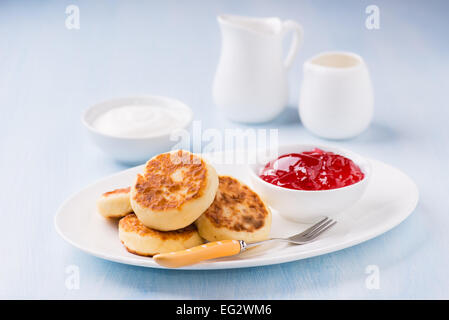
[153, 217, 337, 268]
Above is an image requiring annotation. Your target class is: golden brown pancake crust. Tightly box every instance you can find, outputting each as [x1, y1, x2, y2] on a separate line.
[204, 176, 268, 232]
[121, 243, 155, 257]
[119, 214, 198, 240]
[103, 186, 131, 197]
[133, 151, 208, 211]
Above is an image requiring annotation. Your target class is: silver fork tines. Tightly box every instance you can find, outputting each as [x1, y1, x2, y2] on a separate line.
[289, 218, 336, 244]
[289, 217, 329, 240]
[245, 217, 337, 250]
[302, 219, 336, 240]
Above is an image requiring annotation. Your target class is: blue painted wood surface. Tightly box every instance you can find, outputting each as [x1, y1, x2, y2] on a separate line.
[0, 0, 448, 299]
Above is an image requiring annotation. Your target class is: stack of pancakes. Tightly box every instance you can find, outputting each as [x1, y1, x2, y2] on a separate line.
[97, 150, 271, 257]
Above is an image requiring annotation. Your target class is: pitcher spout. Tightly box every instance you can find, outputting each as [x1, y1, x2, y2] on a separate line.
[217, 14, 283, 36]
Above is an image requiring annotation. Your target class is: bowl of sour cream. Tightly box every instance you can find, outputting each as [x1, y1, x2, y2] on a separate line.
[82, 96, 193, 164]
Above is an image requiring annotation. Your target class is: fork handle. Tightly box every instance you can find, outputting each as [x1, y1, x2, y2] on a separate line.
[153, 240, 244, 268]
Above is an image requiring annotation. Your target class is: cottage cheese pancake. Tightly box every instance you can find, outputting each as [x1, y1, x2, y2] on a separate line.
[97, 187, 132, 218]
[196, 176, 271, 243]
[130, 150, 219, 231]
[118, 214, 204, 256]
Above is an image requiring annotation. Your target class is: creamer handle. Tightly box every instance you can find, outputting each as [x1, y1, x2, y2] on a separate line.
[283, 20, 303, 69]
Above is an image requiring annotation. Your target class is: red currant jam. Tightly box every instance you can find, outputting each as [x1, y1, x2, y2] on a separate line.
[259, 148, 364, 191]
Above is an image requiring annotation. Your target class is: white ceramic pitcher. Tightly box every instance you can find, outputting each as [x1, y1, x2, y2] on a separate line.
[213, 15, 303, 123]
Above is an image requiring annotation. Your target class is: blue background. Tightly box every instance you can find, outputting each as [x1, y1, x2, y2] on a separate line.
[0, 0, 448, 299]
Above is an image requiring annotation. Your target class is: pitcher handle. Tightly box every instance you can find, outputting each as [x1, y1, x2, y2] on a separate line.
[283, 20, 303, 69]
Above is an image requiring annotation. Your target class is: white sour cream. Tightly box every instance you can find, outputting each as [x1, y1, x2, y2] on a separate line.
[93, 105, 186, 138]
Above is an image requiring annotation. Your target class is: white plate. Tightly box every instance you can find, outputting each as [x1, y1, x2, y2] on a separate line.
[55, 151, 419, 270]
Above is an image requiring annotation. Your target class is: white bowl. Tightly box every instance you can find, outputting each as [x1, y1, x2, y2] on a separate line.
[248, 144, 371, 223]
[82, 96, 193, 164]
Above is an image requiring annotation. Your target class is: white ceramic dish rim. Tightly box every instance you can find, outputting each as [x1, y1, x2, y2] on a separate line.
[81, 95, 193, 140]
[248, 143, 372, 194]
[217, 14, 284, 37]
[305, 51, 365, 72]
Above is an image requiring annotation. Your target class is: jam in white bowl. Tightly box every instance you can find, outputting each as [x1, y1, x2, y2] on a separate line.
[249, 144, 371, 223]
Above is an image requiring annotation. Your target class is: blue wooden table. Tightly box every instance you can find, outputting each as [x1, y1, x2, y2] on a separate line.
[1, 0, 448, 299]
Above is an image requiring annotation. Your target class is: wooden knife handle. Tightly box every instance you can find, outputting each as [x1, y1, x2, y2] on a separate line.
[153, 240, 243, 268]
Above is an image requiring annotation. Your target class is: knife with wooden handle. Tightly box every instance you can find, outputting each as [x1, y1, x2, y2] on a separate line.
[153, 240, 246, 268]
